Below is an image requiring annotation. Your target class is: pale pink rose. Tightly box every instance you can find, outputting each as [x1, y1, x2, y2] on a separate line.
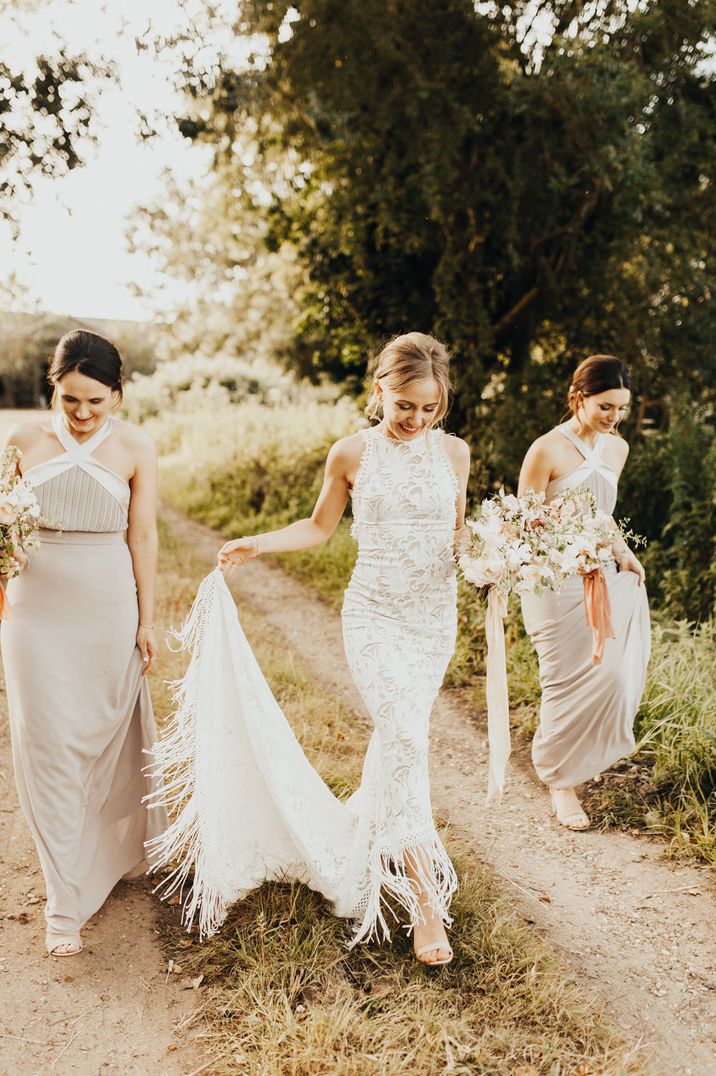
[0, 501, 19, 525]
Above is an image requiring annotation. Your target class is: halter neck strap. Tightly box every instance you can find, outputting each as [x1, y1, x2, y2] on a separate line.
[52, 413, 114, 460]
[558, 422, 604, 464]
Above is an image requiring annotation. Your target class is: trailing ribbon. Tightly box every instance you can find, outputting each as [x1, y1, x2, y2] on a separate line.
[583, 567, 615, 665]
[485, 587, 511, 803]
[0, 585, 12, 621]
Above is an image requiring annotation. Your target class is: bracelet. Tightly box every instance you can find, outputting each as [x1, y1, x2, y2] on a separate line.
[139, 622, 155, 629]
[247, 535, 262, 557]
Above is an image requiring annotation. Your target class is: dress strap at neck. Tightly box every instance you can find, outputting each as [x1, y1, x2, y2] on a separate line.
[52, 413, 114, 460]
[558, 422, 603, 463]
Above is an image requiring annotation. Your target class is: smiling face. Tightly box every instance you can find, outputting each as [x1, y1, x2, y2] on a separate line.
[576, 387, 631, 435]
[376, 375, 443, 442]
[54, 370, 116, 438]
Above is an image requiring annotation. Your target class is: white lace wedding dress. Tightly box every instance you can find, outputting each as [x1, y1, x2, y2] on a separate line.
[148, 425, 459, 945]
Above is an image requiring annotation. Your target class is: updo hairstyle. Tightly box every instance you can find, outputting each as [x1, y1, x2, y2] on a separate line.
[48, 330, 124, 405]
[365, 331, 452, 427]
[567, 354, 632, 415]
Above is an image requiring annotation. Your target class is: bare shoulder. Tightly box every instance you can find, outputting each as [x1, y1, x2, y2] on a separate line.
[328, 430, 366, 470]
[114, 417, 156, 457]
[609, 433, 629, 459]
[3, 415, 53, 451]
[443, 432, 470, 467]
[605, 432, 629, 471]
[524, 429, 561, 462]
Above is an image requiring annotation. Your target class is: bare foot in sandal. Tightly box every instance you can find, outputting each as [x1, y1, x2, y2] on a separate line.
[550, 787, 591, 831]
[412, 902, 453, 967]
[46, 931, 83, 957]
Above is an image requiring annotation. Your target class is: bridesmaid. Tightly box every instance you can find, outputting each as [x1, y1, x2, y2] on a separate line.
[1, 330, 167, 957]
[518, 355, 651, 830]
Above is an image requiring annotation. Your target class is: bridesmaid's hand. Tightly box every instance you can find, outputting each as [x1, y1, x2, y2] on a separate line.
[217, 537, 260, 574]
[137, 626, 157, 675]
[617, 548, 646, 585]
[1, 550, 28, 580]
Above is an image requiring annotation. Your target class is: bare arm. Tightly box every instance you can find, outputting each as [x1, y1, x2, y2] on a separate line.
[518, 439, 553, 496]
[127, 432, 159, 672]
[2, 421, 36, 464]
[445, 436, 471, 552]
[218, 436, 358, 569]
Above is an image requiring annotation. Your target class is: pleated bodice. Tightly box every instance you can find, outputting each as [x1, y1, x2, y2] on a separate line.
[25, 415, 129, 532]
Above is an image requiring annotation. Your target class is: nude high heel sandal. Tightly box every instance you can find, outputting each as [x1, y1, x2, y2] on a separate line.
[550, 788, 591, 831]
[46, 930, 83, 957]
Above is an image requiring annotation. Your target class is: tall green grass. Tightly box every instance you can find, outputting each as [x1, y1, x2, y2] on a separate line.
[585, 618, 716, 864]
[152, 399, 715, 865]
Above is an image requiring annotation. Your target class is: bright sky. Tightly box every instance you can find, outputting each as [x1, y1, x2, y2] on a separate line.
[0, 0, 215, 321]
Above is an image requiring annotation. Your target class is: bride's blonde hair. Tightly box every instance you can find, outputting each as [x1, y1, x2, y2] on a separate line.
[365, 332, 452, 426]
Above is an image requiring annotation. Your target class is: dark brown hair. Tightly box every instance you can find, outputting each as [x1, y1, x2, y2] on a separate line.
[568, 354, 631, 415]
[365, 332, 452, 426]
[48, 330, 124, 402]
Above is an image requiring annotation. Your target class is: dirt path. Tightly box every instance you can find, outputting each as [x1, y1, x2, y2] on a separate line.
[163, 504, 716, 1076]
[0, 710, 209, 1076]
[0, 413, 208, 1076]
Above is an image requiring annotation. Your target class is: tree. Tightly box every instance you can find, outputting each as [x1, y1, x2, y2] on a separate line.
[0, 0, 110, 225]
[147, 0, 716, 614]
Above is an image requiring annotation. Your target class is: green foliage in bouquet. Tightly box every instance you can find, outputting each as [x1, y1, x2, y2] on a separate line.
[0, 445, 42, 577]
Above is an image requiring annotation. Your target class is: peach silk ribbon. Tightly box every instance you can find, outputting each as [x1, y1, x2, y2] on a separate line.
[583, 567, 616, 665]
[485, 587, 511, 803]
[0, 585, 12, 621]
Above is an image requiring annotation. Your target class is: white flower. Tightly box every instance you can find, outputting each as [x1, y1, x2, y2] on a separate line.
[506, 541, 532, 570]
[460, 554, 505, 588]
[0, 499, 19, 525]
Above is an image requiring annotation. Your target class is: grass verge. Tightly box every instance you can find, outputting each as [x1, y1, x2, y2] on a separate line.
[150, 514, 643, 1074]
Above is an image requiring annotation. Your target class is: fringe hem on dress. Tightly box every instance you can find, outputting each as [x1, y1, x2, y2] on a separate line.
[144, 570, 458, 946]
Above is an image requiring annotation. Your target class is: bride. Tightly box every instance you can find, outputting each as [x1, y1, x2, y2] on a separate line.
[149, 332, 470, 966]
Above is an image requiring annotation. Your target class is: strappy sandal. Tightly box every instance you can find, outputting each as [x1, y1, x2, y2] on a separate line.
[414, 942, 453, 967]
[46, 931, 83, 957]
[550, 789, 591, 831]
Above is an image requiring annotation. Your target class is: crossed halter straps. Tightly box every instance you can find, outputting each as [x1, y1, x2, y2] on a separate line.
[558, 423, 618, 489]
[24, 415, 130, 514]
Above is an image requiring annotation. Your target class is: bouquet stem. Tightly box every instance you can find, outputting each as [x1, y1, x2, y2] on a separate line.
[0, 585, 13, 621]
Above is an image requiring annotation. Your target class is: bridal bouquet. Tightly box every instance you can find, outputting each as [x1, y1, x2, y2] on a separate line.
[0, 445, 42, 618]
[459, 487, 620, 803]
[459, 486, 616, 600]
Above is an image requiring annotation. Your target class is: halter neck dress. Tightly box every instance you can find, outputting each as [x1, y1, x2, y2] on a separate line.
[1, 415, 166, 936]
[520, 423, 651, 788]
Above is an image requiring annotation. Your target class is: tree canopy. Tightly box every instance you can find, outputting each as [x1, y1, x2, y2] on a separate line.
[0, 0, 109, 225]
[145, 0, 716, 616]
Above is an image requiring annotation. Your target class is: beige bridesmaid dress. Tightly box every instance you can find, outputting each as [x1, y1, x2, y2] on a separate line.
[1, 414, 166, 935]
[520, 423, 651, 788]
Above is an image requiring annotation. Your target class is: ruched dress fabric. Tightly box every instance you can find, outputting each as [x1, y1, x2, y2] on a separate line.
[148, 425, 459, 945]
[520, 424, 651, 788]
[1, 415, 167, 935]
